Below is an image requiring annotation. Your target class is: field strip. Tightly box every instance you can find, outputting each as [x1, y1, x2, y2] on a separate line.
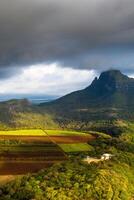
[0, 160, 65, 163]
[58, 143, 93, 152]
[0, 129, 47, 136]
[45, 129, 90, 136]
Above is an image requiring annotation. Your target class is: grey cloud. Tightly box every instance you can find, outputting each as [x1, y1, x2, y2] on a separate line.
[0, 0, 134, 77]
[0, 67, 22, 79]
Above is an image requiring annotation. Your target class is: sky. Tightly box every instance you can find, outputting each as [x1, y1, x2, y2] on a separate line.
[0, 0, 134, 97]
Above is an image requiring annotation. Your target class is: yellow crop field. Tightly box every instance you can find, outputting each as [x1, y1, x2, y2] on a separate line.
[0, 129, 46, 136]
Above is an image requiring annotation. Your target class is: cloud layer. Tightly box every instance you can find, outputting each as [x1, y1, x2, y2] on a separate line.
[0, 64, 95, 95]
[0, 0, 134, 78]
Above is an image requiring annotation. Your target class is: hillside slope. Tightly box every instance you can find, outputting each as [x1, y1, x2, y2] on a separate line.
[40, 70, 134, 122]
[0, 69, 134, 131]
[0, 99, 58, 130]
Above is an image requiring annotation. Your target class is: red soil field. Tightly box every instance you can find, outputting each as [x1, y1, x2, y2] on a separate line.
[0, 161, 61, 175]
[0, 134, 96, 144]
[0, 150, 67, 175]
[50, 135, 95, 144]
[0, 151, 66, 159]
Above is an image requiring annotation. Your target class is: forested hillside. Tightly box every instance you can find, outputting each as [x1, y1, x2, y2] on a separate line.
[40, 70, 134, 124]
[0, 99, 58, 130]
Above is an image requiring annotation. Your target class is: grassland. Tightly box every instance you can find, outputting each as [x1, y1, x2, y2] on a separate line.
[59, 143, 93, 152]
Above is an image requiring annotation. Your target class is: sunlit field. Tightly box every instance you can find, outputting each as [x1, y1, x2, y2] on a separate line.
[45, 129, 89, 136]
[0, 129, 46, 136]
[0, 128, 95, 176]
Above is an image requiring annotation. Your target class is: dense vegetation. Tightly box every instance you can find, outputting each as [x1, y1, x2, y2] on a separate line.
[1, 122, 134, 199]
[0, 143, 134, 199]
[0, 99, 59, 130]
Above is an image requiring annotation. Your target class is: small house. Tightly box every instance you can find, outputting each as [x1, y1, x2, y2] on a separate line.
[101, 153, 113, 160]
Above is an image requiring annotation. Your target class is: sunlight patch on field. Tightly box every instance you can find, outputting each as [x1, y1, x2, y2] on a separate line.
[0, 129, 46, 136]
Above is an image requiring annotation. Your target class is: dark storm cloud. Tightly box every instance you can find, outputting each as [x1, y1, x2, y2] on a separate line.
[0, 0, 134, 77]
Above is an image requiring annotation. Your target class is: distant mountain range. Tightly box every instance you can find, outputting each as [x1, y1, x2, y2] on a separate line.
[0, 95, 58, 104]
[40, 70, 134, 122]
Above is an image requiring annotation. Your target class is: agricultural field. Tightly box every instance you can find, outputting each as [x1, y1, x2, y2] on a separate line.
[0, 129, 46, 136]
[50, 135, 94, 144]
[0, 129, 95, 178]
[0, 129, 67, 176]
[46, 130, 95, 153]
[0, 136, 51, 143]
[45, 129, 95, 144]
[0, 144, 61, 154]
[59, 143, 93, 153]
[45, 129, 89, 136]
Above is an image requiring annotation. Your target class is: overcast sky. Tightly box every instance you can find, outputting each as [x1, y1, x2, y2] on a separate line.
[0, 0, 134, 96]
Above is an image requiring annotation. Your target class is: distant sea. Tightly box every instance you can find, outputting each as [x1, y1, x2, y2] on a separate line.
[29, 97, 58, 104]
[0, 95, 59, 104]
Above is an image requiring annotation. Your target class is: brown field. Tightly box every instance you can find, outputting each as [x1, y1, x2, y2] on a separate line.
[0, 132, 95, 179]
[0, 134, 68, 176]
[0, 147, 67, 175]
[0, 151, 66, 159]
[0, 161, 62, 175]
[50, 135, 95, 144]
[0, 134, 95, 144]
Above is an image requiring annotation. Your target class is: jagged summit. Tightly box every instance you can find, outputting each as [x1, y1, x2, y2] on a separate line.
[91, 69, 129, 85]
[86, 69, 134, 94]
[99, 69, 126, 79]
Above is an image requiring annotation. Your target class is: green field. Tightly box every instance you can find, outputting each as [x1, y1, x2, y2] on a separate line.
[59, 143, 93, 152]
[45, 129, 89, 136]
[0, 129, 46, 136]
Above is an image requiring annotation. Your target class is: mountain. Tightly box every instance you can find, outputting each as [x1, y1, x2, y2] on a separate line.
[40, 70, 134, 122]
[0, 69, 134, 131]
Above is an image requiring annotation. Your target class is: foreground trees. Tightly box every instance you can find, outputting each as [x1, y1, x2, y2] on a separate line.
[1, 155, 134, 200]
[1, 125, 134, 200]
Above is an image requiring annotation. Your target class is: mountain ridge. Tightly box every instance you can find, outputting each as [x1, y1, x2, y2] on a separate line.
[0, 69, 133, 130]
[40, 69, 134, 122]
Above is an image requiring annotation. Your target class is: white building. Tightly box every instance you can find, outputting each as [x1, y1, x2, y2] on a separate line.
[101, 153, 113, 160]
